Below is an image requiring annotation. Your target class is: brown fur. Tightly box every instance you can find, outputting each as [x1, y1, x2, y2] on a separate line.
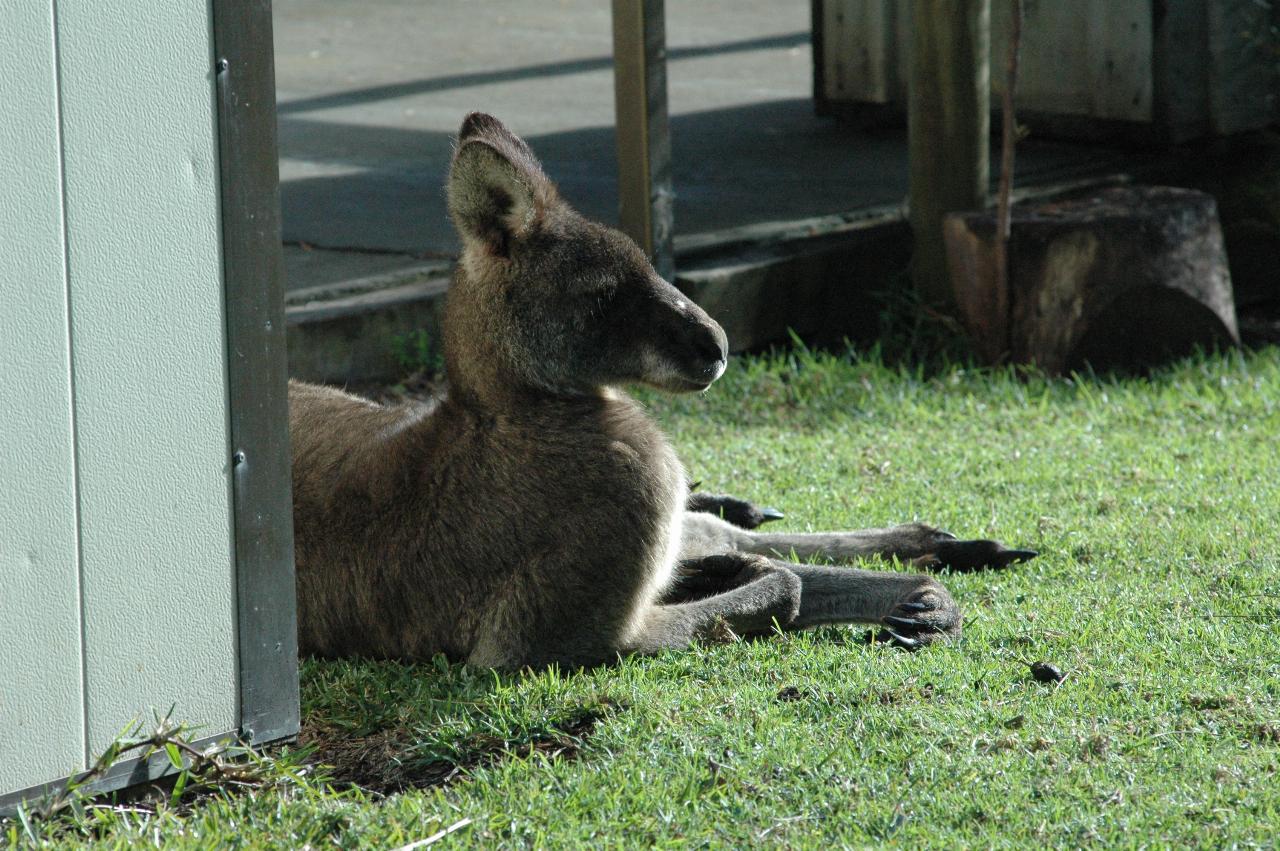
[289, 113, 1034, 669]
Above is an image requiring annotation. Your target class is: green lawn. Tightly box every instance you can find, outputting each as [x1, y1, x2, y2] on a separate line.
[11, 346, 1280, 849]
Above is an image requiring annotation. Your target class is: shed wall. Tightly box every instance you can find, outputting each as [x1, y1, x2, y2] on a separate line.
[55, 0, 238, 759]
[1, 0, 238, 795]
[0, 0, 86, 796]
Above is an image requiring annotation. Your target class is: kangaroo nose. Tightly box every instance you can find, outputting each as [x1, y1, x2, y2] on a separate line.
[683, 316, 728, 387]
[657, 285, 730, 390]
[693, 321, 728, 366]
[674, 294, 727, 361]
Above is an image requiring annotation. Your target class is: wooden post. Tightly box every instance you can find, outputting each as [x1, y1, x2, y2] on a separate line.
[612, 0, 675, 281]
[908, 0, 990, 307]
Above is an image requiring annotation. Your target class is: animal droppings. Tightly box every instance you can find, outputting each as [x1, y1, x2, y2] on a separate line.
[1030, 661, 1066, 684]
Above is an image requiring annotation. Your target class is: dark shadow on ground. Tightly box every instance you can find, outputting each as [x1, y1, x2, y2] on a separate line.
[281, 99, 1124, 254]
[298, 657, 622, 795]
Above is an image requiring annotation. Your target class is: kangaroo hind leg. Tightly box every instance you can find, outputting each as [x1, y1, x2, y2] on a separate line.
[628, 554, 801, 653]
[682, 511, 1036, 572]
[668, 552, 961, 648]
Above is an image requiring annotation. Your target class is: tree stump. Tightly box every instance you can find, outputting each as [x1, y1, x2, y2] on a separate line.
[945, 186, 1240, 372]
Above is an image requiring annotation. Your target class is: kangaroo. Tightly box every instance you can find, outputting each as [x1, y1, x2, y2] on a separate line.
[288, 113, 1035, 669]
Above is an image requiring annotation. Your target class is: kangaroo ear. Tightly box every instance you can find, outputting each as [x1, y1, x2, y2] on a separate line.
[448, 113, 552, 255]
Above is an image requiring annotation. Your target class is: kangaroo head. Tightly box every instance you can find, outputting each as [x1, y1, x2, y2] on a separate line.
[443, 112, 727, 399]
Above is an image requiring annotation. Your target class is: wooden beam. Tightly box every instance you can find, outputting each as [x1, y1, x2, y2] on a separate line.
[612, 0, 675, 281]
[908, 0, 990, 306]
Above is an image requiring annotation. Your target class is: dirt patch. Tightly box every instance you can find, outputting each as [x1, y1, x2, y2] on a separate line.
[1248, 723, 1280, 744]
[300, 702, 619, 796]
[1185, 694, 1240, 711]
[847, 682, 937, 707]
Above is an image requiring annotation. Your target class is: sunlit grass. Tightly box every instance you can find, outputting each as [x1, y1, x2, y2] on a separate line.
[12, 346, 1279, 848]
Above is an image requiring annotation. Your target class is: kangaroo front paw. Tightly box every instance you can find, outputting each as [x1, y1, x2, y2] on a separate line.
[877, 583, 961, 649]
[911, 529, 1038, 572]
[686, 491, 785, 530]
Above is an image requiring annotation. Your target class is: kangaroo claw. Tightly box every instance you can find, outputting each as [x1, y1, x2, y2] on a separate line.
[884, 614, 931, 631]
[879, 628, 921, 651]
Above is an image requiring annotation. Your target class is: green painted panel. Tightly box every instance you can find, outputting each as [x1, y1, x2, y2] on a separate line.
[54, 0, 238, 755]
[0, 0, 87, 795]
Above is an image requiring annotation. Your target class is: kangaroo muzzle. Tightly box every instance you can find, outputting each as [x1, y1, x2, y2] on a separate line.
[658, 293, 728, 392]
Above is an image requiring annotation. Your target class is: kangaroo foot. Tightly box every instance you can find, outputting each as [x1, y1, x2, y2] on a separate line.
[686, 490, 784, 530]
[909, 528, 1038, 572]
[875, 582, 962, 650]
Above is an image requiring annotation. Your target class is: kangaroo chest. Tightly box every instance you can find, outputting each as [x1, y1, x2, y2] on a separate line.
[480, 399, 687, 578]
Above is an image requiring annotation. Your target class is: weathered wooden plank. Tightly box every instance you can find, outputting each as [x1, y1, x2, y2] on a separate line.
[55, 0, 238, 755]
[1207, 0, 1279, 134]
[819, 0, 1171, 134]
[0, 0, 87, 796]
[908, 0, 990, 305]
[991, 0, 1151, 122]
[819, 0, 898, 104]
[612, 0, 675, 281]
